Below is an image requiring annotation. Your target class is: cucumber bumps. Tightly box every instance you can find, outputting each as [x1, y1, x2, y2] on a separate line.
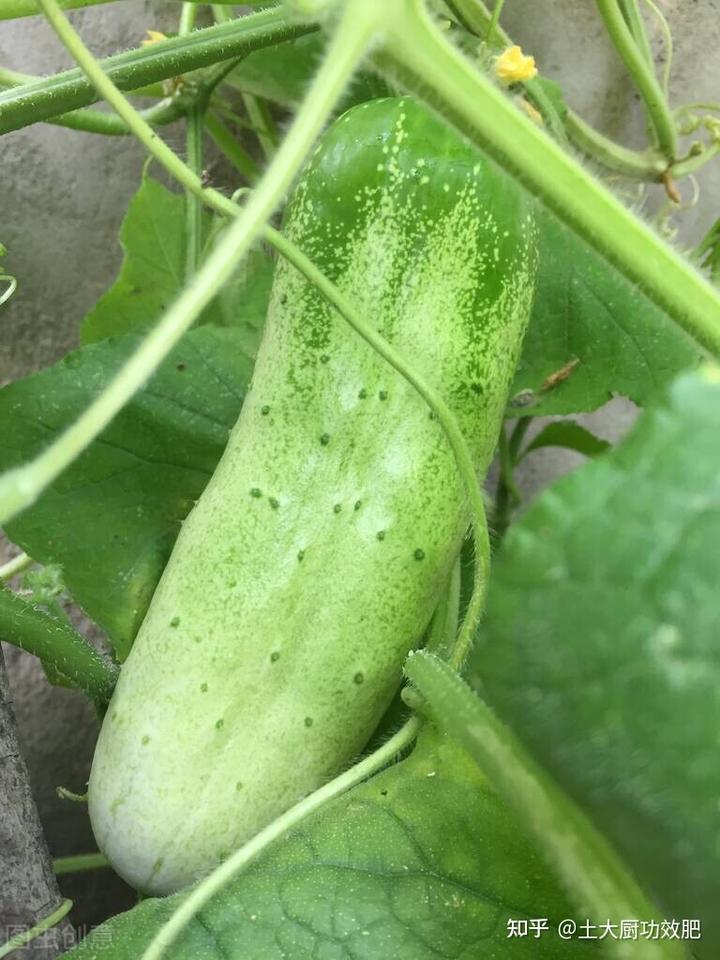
[88, 97, 537, 894]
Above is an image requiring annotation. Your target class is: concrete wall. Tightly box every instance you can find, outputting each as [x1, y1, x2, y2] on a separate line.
[1, 0, 719, 932]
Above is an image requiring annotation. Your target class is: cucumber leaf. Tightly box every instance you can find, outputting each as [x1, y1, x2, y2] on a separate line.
[225, 33, 389, 109]
[520, 420, 611, 460]
[66, 728, 596, 959]
[475, 368, 720, 957]
[510, 215, 702, 416]
[1, 326, 249, 660]
[81, 176, 271, 351]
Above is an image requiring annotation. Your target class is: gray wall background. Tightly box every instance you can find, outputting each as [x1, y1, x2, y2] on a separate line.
[1, 0, 719, 931]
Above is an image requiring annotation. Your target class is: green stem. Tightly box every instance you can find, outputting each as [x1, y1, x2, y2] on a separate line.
[498, 423, 521, 504]
[0, 273, 18, 307]
[485, 0, 505, 42]
[376, 0, 720, 356]
[242, 92, 278, 160]
[181, 3, 204, 280]
[595, 0, 676, 159]
[617, 0, 654, 67]
[0, 552, 33, 580]
[0, 0, 112, 17]
[0, 900, 73, 960]
[49, 97, 187, 135]
[641, 0, 673, 97]
[0, 0, 246, 17]
[521, 78, 568, 146]
[178, 0, 197, 34]
[425, 558, 461, 661]
[444, 0, 494, 36]
[205, 112, 260, 181]
[565, 108, 666, 178]
[0, 0, 368, 529]
[0, 68, 190, 134]
[0, 586, 117, 704]
[212, 0, 280, 163]
[0, 10, 316, 134]
[405, 654, 686, 960]
[140, 716, 421, 960]
[53, 853, 109, 875]
[670, 141, 720, 179]
[492, 415, 531, 548]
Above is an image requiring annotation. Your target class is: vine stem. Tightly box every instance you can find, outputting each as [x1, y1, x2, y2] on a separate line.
[140, 716, 421, 960]
[484, 0, 505, 42]
[0, 0, 370, 528]
[641, 0, 673, 97]
[565, 109, 666, 179]
[0, 586, 119, 704]
[595, 0, 677, 159]
[0, 0, 242, 17]
[0, 552, 33, 580]
[179, 2, 203, 281]
[0, 10, 315, 135]
[617, 0, 654, 68]
[0, 899, 73, 959]
[375, 0, 720, 355]
[53, 852, 109, 875]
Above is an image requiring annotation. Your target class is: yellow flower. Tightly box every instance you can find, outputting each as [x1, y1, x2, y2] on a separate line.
[495, 45, 537, 84]
[141, 29, 168, 47]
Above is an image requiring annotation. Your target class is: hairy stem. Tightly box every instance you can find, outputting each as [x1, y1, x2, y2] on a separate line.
[0, 9, 315, 134]
[141, 716, 421, 960]
[0, 68, 189, 133]
[0, 586, 118, 704]
[0, 0, 243, 18]
[565, 109, 666, 178]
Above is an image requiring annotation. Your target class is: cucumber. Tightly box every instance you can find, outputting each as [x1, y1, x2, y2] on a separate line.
[88, 97, 537, 895]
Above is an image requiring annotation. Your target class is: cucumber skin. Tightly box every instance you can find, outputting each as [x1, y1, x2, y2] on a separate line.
[88, 98, 537, 895]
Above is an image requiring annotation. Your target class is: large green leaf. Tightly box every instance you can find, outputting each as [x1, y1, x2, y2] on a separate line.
[474, 368, 720, 956]
[81, 176, 271, 350]
[1, 327, 250, 660]
[67, 728, 596, 959]
[510, 215, 702, 416]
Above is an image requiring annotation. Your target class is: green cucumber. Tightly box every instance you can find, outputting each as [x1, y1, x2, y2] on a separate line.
[88, 97, 537, 895]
